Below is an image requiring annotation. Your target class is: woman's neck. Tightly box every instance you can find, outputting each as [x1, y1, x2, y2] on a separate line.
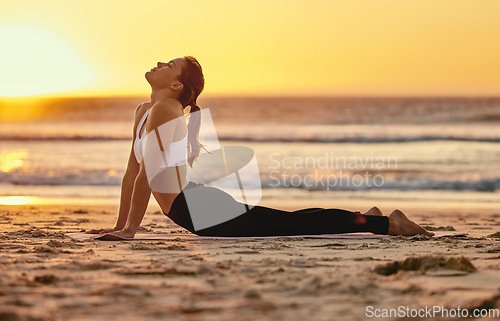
[150, 88, 177, 105]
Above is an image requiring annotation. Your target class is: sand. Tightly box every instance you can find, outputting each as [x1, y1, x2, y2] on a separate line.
[0, 203, 499, 321]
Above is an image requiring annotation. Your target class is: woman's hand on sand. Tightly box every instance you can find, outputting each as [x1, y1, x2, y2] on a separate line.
[85, 228, 118, 234]
[105, 228, 136, 239]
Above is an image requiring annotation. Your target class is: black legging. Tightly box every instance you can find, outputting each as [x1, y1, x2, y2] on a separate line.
[164, 181, 389, 237]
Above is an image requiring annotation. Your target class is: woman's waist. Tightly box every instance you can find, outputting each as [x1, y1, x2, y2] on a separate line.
[158, 180, 205, 216]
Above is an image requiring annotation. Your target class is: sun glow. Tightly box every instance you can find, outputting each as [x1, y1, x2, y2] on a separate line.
[0, 25, 93, 97]
[0, 150, 27, 172]
[0, 196, 36, 206]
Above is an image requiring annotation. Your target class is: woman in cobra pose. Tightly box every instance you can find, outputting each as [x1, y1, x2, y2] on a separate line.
[87, 56, 434, 239]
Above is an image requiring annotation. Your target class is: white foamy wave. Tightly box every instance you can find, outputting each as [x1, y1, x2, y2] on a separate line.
[1, 133, 499, 143]
[2, 170, 498, 192]
[260, 177, 500, 192]
[0, 170, 122, 186]
[218, 134, 500, 143]
[0, 134, 128, 141]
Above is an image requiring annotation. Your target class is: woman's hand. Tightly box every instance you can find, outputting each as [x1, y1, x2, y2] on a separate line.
[105, 228, 136, 239]
[85, 227, 120, 234]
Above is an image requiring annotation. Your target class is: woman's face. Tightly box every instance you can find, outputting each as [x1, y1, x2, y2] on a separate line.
[145, 57, 185, 88]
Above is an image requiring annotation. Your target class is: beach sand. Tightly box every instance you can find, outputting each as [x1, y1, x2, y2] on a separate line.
[1, 203, 499, 321]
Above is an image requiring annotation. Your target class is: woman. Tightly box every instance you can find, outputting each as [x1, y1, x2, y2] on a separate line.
[87, 56, 434, 239]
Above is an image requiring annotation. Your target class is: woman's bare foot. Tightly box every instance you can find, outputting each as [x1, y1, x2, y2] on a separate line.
[363, 206, 383, 216]
[387, 209, 434, 237]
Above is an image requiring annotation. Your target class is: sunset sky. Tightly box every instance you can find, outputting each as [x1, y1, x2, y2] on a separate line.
[0, 0, 499, 97]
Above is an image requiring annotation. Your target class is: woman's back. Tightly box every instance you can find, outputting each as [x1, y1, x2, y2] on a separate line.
[134, 101, 190, 213]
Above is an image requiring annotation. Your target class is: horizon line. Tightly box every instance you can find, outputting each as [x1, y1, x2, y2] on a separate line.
[3, 92, 500, 101]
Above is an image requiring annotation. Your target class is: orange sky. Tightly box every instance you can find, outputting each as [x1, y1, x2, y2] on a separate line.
[1, 0, 499, 97]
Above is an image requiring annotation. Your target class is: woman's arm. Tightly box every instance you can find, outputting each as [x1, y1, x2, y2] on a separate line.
[111, 101, 183, 238]
[113, 104, 146, 229]
[87, 154, 145, 235]
[119, 158, 151, 235]
[86, 103, 146, 234]
[114, 147, 141, 230]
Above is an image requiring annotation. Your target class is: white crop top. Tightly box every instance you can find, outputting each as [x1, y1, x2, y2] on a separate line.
[133, 107, 188, 166]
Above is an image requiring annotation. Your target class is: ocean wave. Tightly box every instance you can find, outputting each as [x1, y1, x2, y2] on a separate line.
[0, 134, 129, 141]
[0, 171, 122, 186]
[1, 133, 499, 143]
[260, 176, 500, 192]
[1, 171, 498, 192]
[218, 135, 500, 143]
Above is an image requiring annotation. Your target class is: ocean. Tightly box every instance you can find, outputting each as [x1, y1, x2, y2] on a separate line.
[0, 96, 499, 210]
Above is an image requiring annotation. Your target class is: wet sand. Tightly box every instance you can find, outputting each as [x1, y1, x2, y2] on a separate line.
[0, 203, 499, 321]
